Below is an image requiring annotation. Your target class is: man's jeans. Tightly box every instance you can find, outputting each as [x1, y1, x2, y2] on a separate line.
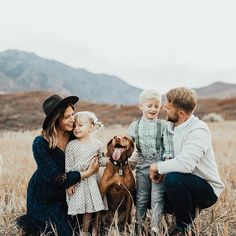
[164, 172, 218, 231]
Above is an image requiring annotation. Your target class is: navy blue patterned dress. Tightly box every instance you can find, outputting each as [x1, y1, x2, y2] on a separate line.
[26, 135, 81, 235]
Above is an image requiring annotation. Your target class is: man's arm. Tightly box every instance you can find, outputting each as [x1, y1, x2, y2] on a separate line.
[151, 127, 211, 177]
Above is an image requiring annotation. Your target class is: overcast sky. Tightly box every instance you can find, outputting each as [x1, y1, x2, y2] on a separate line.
[0, 0, 235, 93]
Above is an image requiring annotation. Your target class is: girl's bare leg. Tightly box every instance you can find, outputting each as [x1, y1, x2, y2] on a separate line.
[92, 212, 99, 236]
[82, 213, 91, 235]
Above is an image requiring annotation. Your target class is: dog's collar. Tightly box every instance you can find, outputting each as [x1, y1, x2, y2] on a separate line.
[109, 157, 128, 176]
[109, 157, 128, 167]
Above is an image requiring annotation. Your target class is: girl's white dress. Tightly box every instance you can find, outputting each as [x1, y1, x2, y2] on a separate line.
[65, 138, 107, 215]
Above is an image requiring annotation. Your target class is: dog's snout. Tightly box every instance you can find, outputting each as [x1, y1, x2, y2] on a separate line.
[115, 137, 121, 142]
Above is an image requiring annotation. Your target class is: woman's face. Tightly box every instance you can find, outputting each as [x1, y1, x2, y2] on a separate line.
[57, 106, 75, 132]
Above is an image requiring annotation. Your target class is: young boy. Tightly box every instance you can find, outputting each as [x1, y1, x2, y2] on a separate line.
[127, 89, 173, 234]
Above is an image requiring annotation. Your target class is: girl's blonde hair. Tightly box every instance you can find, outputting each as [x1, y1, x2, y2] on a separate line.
[74, 111, 103, 131]
[42, 104, 74, 148]
[139, 89, 162, 104]
[166, 87, 197, 114]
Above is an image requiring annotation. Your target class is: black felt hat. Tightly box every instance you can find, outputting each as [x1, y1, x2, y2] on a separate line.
[42, 94, 79, 129]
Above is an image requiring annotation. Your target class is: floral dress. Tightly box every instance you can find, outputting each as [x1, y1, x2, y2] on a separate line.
[65, 138, 107, 215]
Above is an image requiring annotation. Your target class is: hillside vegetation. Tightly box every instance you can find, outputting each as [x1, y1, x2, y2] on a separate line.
[0, 91, 236, 131]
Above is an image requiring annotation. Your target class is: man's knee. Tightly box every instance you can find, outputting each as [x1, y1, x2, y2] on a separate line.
[164, 172, 184, 190]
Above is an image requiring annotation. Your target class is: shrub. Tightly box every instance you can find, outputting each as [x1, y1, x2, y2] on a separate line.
[202, 113, 224, 122]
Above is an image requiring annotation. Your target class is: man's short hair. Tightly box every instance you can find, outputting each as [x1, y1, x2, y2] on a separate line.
[166, 87, 197, 113]
[139, 89, 162, 104]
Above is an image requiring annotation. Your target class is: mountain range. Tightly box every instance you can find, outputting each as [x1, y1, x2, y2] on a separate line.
[0, 49, 236, 104]
[0, 49, 141, 104]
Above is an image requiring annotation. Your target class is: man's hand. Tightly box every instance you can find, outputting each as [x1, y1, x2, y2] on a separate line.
[66, 186, 75, 196]
[149, 163, 164, 184]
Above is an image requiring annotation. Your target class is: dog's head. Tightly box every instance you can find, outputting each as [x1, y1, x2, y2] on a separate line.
[107, 135, 134, 162]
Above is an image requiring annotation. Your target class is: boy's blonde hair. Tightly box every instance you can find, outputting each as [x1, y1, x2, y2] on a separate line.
[139, 89, 162, 104]
[74, 111, 103, 130]
[166, 87, 197, 114]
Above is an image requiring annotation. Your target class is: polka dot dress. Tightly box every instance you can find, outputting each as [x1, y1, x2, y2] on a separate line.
[65, 138, 108, 215]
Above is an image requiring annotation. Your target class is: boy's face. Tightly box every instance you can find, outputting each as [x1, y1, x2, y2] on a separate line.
[139, 98, 160, 120]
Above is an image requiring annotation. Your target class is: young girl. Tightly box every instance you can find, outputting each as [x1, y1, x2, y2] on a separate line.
[65, 111, 107, 236]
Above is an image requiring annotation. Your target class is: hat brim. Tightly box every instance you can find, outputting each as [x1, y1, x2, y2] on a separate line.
[42, 96, 79, 129]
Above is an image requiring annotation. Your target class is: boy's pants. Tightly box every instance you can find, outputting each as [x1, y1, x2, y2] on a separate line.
[136, 154, 165, 228]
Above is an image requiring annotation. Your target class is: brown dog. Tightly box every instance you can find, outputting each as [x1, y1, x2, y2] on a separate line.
[98, 135, 135, 232]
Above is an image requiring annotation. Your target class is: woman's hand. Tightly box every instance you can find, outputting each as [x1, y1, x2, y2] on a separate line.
[66, 186, 75, 196]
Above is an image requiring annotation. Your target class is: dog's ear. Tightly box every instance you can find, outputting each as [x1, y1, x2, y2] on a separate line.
[126, 140, 135, 158]
[106, 138, 113, 157]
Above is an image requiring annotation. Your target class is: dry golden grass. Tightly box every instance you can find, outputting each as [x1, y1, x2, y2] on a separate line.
[1, 122, 236, 235]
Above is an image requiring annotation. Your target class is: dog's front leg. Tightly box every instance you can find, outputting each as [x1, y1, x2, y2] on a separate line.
[99, 164, 115, 196]
[124, 196, 133, 232]
[99, 177, 114, 197]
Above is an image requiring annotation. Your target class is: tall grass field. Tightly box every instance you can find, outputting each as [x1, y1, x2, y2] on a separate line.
[1, 122, 236, 235]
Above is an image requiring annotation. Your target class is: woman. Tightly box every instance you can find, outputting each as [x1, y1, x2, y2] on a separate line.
[17, 94, 99, 236]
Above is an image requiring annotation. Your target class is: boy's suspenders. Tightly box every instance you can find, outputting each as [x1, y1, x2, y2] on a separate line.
[135, 119, 163, 156]
[135, 119, 142, 154]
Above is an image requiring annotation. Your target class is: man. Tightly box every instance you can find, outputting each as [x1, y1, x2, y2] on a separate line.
[149, 87, 224, 236]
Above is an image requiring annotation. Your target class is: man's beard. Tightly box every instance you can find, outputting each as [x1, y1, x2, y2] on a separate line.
[167, 113, 179, 123]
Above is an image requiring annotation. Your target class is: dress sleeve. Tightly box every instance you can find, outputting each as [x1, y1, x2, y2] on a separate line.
[65, 142, 75, 172]
[97, 140, 109, 166]
[33, 136, 81, 188]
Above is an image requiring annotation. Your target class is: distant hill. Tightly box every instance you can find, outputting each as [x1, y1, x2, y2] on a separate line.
[0, 49, 141, 104]
[194, 82, 236, 99]
[0, 91, 235, 131]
